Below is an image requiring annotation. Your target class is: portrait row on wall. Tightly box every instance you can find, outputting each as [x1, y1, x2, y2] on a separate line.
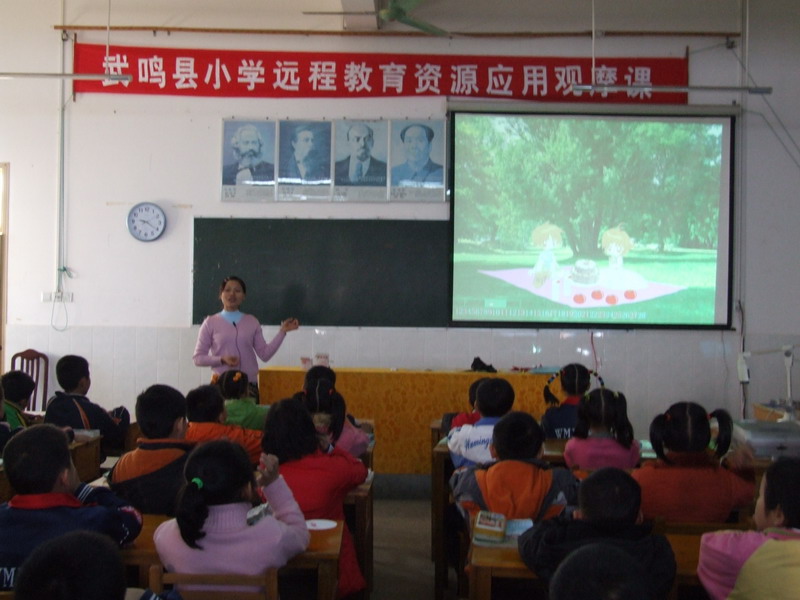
[221, 119, 446, 203]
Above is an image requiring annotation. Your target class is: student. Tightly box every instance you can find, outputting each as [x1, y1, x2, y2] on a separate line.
[154, 440, 309, 586]
[450, 411, 579, 520]
[109, 384, 195, 515]
[698, 457, 800, 600]
[564, 388, 640, 470]
[540, 363, 595, 439]
[262, 398, 368, 599]
[0, 424, 142, 591]
[448, 377, 489, 431]
[184, 384, 263, 465]
[447, 377, 515, 468]
[519, 467, 676, 599]
[1, 370, 36, 429]
[548, 543, 653, 600]
[44, 355, 130, 456]
[632, 401, 755, 523]
[0, 389, 21, 454]
[297, 366, 370, 458]
[218, 369, 269, 431]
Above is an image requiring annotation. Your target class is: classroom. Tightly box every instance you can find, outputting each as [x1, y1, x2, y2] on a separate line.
[1, 1, 799, 598]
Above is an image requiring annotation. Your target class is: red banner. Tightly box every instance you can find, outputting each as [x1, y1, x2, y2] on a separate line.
[74, 43, 688, 104]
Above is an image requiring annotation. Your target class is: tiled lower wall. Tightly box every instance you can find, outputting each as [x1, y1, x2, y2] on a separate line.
[6, 323, 785, 438]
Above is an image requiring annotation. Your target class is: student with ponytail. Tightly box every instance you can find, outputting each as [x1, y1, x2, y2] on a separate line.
[564, 388, 640, 470]
[296, 366, 371, 458]
[218, 370, 269, 431]
[540, 363, 597, 439]
[632, 402, 755, 523]
[153, 440, 309, 582]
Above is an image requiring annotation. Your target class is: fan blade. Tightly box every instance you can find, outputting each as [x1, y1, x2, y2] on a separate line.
[303, 10, 378, 15]
[393, 0, 425, 12]
[394, 13, 449, 36]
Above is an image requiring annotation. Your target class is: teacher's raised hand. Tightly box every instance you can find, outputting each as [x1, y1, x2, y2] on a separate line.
[280, 317, 300, 332]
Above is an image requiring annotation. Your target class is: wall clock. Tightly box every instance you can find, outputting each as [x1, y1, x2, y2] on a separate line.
[127, 202, 166, 242]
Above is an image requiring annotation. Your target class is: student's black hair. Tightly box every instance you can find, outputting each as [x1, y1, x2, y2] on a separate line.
[55, 354, 89, 392]
[3, 424, 72, 494]
[14, 530, 126, 600]
[175, 439, 257, 549]
[574, 388, 635, 449]
[549, 543, 650, 600]
[649, 401, 733, 463]
[475, 378, 515, 417]
[468, 377, 491, 409]
[262, 397, 319, 464]
[135, 384, 187, 439]
[219, 275, 246, 294]
[186, 384, 225, 422]
[300, 366, 346, 442]
[763, 457, 800, 528]
[578, 467, 642, 525]
[1, 370, 35, 406]
[218, 369, 250, 400]
[491, 411, 544, 460]
[543, 363, 594, 407]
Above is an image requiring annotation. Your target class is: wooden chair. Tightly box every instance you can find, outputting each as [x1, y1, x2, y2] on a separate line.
[10, 348, 49, 412]
[148, 564, 278, 600]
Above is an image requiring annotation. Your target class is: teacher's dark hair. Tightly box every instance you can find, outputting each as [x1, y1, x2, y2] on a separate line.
[219, 275, 246, 294]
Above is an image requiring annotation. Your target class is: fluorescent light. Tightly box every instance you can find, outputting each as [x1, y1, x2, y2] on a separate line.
[0, 72, 132, 82]
[572, 83, 772, 95]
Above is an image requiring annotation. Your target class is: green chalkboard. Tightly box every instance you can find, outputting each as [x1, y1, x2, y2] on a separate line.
[193, 218, 451, 327]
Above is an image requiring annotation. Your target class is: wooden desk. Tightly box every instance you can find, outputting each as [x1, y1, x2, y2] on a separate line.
[466, 531, 705, 600]
[122, 515, 343, 600]
[0, 437, 102, 503]
[345, 479, 374, 595]
[260, 368, 551, 474]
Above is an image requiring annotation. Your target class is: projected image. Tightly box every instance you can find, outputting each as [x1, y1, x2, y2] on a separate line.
[451, 112, 732, 327]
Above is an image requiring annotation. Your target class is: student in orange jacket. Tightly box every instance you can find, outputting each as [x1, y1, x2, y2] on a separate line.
[184, 384, 262, 465]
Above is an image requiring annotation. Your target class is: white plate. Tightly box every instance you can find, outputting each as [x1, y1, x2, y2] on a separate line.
[306, 519, 336, 530]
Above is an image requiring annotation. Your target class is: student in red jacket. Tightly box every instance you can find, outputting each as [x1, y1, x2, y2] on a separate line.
[263, 398, 368, 599]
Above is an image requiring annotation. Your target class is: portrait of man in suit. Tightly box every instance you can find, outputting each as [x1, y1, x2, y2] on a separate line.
[278, 122, 331, 185]
[391, 123, 444, 187]
[221, 123, 275, 186]
[334, 122, 387, 187]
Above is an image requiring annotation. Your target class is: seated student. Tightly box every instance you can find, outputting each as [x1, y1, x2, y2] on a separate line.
[296, 366, 370, 458]
[450, 411, 579, 521]
[44, 355, 130, 456]
[540, 363, 594, 439]
[154, 440, 309, 588]
[14, 530, 177, 600]
[218, 369, 269, 431]
[632, 401, 755, 523]
[447, 378, 514, 468]
[109, 384, 195, 515]
[448, 377, 490, 431]
[564, 388, 641, 470]
[1, 370, 36, 429]
[184, 384, 262, 465]
[0, 424, 142, 590]
[698, 457, 800, 600]
[519, 467, 676, 599]
[0, 394, 21, 453]
[548, 543, 653, 600]
[262, 397, 368, 599]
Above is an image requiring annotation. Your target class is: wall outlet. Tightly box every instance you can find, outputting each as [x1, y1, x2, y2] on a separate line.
[41, 291, 73, 302]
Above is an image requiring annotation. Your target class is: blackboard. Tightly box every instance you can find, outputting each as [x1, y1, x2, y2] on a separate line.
[193, 218, 451, 327]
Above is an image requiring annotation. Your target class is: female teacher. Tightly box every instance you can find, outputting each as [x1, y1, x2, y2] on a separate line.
[193, 276, 300, 389]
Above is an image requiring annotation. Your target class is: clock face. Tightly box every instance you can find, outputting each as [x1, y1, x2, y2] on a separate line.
[127, 202, 166, 242]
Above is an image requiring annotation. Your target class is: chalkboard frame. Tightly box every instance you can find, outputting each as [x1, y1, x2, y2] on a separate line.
[193, 218, 452, 327]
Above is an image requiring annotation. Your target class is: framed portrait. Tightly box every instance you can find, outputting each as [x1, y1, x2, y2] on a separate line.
[277, 120, 332, 201]
[220, 120, 276, 203]
[332, 120, 389, 202]
[389, 119, 447, 202]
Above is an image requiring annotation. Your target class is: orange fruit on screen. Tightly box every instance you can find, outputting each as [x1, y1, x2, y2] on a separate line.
[591, 290, 603, 300]
[624, 290, 637, 300]
[574, 294, 586, 304]
[606, 295, 618, 305]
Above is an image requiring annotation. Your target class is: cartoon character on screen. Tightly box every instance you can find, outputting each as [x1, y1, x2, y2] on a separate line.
[601, 227, 633, 270]
[530, 223, 565, 288]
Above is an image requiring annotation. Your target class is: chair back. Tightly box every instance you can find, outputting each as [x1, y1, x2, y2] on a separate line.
[148, 564, 278, 600]
[10, 349, 50, 412]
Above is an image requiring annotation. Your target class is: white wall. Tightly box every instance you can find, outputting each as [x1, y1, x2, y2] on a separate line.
[1, 0, 798, 438]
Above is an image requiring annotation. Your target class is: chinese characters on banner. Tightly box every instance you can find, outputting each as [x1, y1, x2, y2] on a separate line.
[73, 43, 689, 104]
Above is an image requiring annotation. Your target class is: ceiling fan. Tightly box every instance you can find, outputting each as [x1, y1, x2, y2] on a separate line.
[303, 0, 450, 37]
